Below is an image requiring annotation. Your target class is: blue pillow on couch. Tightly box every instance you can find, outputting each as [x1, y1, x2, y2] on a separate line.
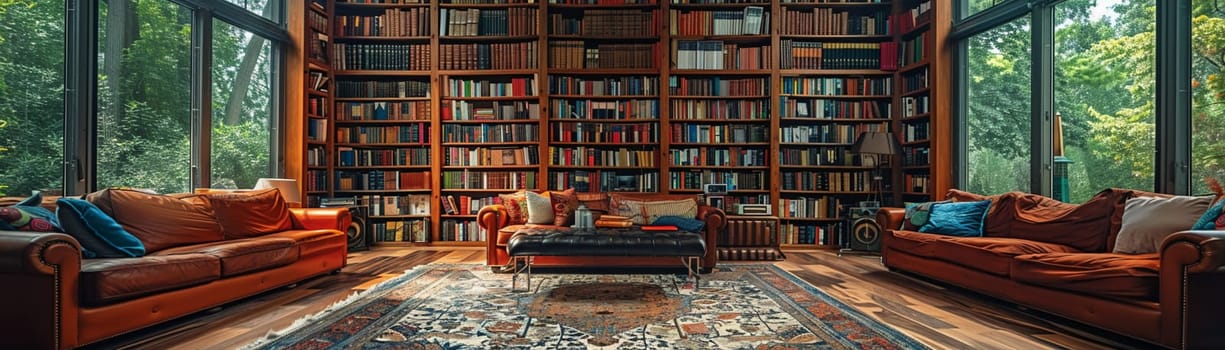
[56, 198, 145, 258]
[0, 192, 61, 232]
[652, 216, 706, 232]
[918, 200, 991, 237]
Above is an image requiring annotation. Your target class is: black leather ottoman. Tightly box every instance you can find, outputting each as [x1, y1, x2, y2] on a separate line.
[505, 227, 706, 291]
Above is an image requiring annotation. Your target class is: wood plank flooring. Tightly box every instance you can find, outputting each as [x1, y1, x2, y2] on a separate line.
[84, 247, 1157, 350]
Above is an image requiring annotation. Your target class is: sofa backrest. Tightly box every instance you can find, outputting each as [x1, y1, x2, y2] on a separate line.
[957, 188, 1168, 253]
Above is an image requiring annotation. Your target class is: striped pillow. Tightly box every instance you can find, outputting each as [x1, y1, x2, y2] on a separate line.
[615, 199, 698, 225]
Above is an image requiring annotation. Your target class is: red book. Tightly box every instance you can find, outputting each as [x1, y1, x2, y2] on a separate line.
[641, 225, 679, 231]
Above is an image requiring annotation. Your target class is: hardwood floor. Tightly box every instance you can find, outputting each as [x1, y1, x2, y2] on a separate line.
[85, 247, 1157, 350]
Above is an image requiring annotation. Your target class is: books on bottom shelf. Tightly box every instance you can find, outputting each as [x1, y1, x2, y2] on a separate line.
[357, 194, 431, 217]
[373, 219, 430, 243]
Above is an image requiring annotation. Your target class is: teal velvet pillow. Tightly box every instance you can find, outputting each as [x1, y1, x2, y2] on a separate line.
[0, 193, 61, 232]
[918, 200, 991, 237]
[652, 215, 706, 232]
[903, 200, 948, 230]
[1192, 197, 1225, 230]
[56, 198, 145, 258]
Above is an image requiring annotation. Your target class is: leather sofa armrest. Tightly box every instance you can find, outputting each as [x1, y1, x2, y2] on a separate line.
[289, 207, 352, 232]
[1158, 230, 1225, 348]
[697, 205, 726, 269]
[478, 205, 509, 258]
[0, 231, 83, 350]
[876, 207, 905, 231]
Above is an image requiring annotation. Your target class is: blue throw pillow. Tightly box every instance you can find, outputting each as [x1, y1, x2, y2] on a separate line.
[903, 200, 948, 230]
[0, 192, 61, 232]
[918, 200, 991, 237]
[652, 216, 706, 232]
[56, 198, 145, 258]
[1192, 197, 1225, 230]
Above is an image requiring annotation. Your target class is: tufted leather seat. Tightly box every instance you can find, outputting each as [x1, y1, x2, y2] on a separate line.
[507, 230, 706, 258]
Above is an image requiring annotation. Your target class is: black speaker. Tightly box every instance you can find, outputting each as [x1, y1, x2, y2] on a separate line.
[844, 207, 882, 253]
[322, 198, 371, 252]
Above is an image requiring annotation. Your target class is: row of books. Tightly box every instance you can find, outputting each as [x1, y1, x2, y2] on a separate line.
[779, 97, 891, 119]
[896, 0, 933, 35]
[779, 8, 889, 36]
[336, 80, 430, 98]
[548, 9, 658, 36]
[308, 71, 330, 92]
[546, 170, 659, 192]
[670, 123, 770, 143]
[780, 170, 872, 192]
[441, 123, 539, 143]
[442, 146, 539, 166]
[439, 220, 483, 242]
[674, 41, 770, 70]
[306, 170, 328, 191]
[336, 101, 431, 121]
[670, 147, 768, 166]
[778, 147, 865, 166]
[548, 147, 657, 167]
[337, 147, 431, 166]
[548, 41, 659, 69]
[439, 41, 538, 70]
[446, 76, 537, 97]
[551, 99, 658, 120]
[904, 174, 930, 193]
[902, 95, 929, 117]
[780, 76, 892, 96]
[778, 196, 842, 219]
[902, 66, 929, 92]
[779, 223, 840, 246]
[307, 146, 327, 166]
[902, 146, 930, 166]
[552, 0, 654, 4]
[308, 96, 328, 117]
[338, 0, 429, 4]
[441, 170, 537, 189]
[335, 8, 429, 38]
[669, 100, 770, 121]
[439, 8, 537, 37]
[549, 75, 659, 96]
[669, 7, 767, 36]
[779, 122, 888, 144]
[335, 170, 432, 190]
[356, 194, 432, 216]
[308, 119, 329, 142]
[902, 121, 929, 142]
[334, 43, 429, 71]
[551, 122, 658, 143]
[898, 31, 930, 67]
[373, 220, 430, 243]
[442, 100, 541, 120]
[669, 76, 768, 96]
[779, 40, 895, 70]
[440, 195, 498, 215]
[670, 170, 767, 190]
[336, 124, 430, 144]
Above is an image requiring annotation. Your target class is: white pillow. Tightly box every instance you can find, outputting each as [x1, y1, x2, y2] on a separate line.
[524, 191, 555, 225]
[1113, 196, 1213, 254]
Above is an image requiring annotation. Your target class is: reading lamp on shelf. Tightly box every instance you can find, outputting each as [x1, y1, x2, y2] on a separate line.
[850, 131, 900, 208]
[253, 178, 303, 208]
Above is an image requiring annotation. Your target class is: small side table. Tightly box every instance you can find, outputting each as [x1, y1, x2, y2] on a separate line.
[719, 215, 785, 261]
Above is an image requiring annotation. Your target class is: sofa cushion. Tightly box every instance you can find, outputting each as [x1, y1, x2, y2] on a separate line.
[919, 200, 991, 237]
[1192, 197, 1225, 230]
[86, 188, 225, 253]
[897, 232, 1081, 276]
[260, 229, 347, 257]
[56, 198, 145, 258]
[886, 230, 955, 258]
[525, 191, 555, 224]
[1113, 195, 1212, 254]
[0, 193, 61, 232]
[185, 188, 294, 239]
[1012, 252, 1160, 301]
[613, 198, 698, 225]
[496, 224, 556, 247]
[79, 253, 221, 306]
[151, 237, 299, 277]
[498, 191, 532, 225]
[550, 189, 580, 226]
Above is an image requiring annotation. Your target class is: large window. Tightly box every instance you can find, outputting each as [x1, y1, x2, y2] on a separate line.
[96, 0, 194, 194]
[0, 0, 65, 196]
[1055, 0, 1155, 202]
[1192, 0, 1225, 193]
[965, 17, 1032, 194]
[211, 19, 273, 189]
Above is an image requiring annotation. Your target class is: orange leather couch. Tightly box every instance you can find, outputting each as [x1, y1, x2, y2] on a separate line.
[478, 192, 726, 270]
[876, 189, 1225, 349]
[0, 200, 350, 350]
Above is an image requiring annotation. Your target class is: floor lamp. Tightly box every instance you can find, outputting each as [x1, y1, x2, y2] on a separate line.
[850, 131, 900, 207]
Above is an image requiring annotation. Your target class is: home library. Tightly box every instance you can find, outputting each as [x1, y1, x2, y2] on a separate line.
[285, 0, 950, 249]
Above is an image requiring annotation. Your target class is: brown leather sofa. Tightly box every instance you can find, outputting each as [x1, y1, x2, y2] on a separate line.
[0, 195, 350, 350]
[876, 189, 1225, 349]
[478, 192, 726, 270]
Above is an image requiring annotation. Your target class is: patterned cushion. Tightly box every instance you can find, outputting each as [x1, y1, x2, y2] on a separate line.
[0, 193, 60, 232]
[615, 198, 698, 225]
[1192, 197, 1225, 230]
[550, 189, 579, 226]
[498, 191, 531, 225]
[525, 191, 555, 224]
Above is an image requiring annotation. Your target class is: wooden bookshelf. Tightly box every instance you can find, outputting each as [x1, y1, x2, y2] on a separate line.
[286, 0, 950, 248]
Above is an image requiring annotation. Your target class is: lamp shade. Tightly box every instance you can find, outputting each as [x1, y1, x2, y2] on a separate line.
[253, 178, 302, 204]
[850, 131, 900, 155]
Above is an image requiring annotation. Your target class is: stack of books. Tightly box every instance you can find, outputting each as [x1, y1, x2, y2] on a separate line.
[595, 215, 632, 228]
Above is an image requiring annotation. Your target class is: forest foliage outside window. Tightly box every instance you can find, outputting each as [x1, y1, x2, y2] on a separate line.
[1192, 0, 1225, 193]
[0, 0, 65, 197]
[211, 18, 273, 189]
[965, 16, 1033, 194]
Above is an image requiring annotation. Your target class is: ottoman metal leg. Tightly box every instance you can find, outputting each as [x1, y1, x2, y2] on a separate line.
[681, 256, 700, 289]
[511, 256, 532, 292]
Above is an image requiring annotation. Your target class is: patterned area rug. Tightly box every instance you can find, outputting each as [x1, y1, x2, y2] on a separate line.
[246, 264, 928, 349]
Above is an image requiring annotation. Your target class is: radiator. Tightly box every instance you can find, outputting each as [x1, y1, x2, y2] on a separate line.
[719, 217, 785, 261]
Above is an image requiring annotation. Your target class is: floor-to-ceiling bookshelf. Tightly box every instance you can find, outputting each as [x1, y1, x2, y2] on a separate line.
[285, 0, 950, 248]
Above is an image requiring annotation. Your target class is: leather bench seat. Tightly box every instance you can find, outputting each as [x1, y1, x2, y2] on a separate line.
[80, 254, 221, 306]
[507, 231, 706, 257]
[152, 237, 299, 277]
